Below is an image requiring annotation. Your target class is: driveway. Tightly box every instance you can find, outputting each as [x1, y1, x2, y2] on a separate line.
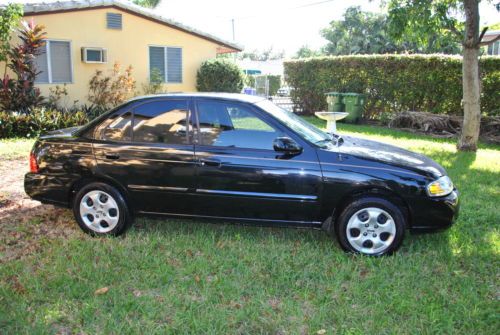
[0, 156, 78, 262]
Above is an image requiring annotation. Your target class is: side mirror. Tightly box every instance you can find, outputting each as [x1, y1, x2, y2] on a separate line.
[273, 137, 303, 154]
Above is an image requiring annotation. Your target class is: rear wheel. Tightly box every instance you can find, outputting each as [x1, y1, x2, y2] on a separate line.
[73, 182, 132, 236]
[335, 197, 406, 256]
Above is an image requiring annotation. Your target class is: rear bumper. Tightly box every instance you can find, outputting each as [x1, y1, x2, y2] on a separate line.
[24, 173, 70, 207]
[410, 189, 460, 233]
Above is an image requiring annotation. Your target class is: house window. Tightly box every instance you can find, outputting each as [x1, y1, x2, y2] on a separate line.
[107, 13, 122, 30]
[149, 46, 183, 83]
[81, 47, 107, 63]
[35, 40, 72, 84]
[488, 41, 500, 55]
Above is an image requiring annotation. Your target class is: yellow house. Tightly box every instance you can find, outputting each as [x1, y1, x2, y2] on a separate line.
[22, 0, 242, 105]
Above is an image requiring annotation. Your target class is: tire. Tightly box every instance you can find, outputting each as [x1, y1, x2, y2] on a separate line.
[73, 182, 132, 236]
[335, 196, 406, 256]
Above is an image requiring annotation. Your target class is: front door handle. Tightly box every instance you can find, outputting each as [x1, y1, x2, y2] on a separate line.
[104, 153, 120, 160]
[198, 158, 221, 167]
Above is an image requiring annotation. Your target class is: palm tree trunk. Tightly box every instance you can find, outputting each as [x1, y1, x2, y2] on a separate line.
[458, 0, 481, 151]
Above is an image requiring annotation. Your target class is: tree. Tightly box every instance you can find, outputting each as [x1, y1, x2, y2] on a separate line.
[387, 0, 498, 151]
[132, 0, 162, 9]
[293, 45, 323, 59]
[238, 47, 285, 61]
[0, 3, 23, 64]
[321, 6, 461, 55]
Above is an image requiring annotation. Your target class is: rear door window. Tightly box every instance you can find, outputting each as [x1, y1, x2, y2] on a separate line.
[132, 100, 190, 144]
[98, 111, 133, 142]
[97, 99, 191, 144]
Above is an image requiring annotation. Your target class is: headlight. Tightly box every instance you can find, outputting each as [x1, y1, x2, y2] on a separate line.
[427, 176, 454, 197]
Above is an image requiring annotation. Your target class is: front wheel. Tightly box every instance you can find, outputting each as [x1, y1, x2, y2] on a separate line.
[73, 182, 132, 236]
[335, 197, 406, 256]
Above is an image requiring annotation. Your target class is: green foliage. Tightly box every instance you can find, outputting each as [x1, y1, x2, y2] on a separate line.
[487, 22, 500, 30]
[142, 68, 166, 95]
[196, 59, 244, 93]
[267, 75, 281, 96]
[0, 20, 46, 113]
[284, 54, 500, 117]
[243, 73, 256, 88]
[238, 47, 285, 61]
[387, 0, 464, 49]
[293, 45, 323, 59]
[132, 0, 161, 9]
[0, 3, 23, 63]
[322, 6, 461, 55]
[0, 108, 91, 138]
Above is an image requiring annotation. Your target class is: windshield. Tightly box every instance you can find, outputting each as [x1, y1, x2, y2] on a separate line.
[256, 100, 331, 145]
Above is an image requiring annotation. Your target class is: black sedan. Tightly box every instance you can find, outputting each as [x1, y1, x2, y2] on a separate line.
[25, 93, 459, 255]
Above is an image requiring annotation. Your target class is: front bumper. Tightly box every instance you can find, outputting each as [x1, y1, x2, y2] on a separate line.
[410, 189, 460, 233]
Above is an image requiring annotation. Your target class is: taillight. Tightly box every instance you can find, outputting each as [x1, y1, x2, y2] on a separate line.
[29, 152, 39, 173]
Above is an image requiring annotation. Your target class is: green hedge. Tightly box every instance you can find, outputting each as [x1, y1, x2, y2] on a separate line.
[284, 54, 500, 117]
[0, 109, 90, 138]
[196, 59, 244, 93]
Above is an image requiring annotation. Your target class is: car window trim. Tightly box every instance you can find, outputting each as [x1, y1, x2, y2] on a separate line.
[97, 98, 194, 145]
[193, 98, 292, 151]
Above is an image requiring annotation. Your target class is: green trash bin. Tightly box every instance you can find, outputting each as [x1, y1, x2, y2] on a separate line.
[343, 93, 366, 124]
[325, 92, 344, 112]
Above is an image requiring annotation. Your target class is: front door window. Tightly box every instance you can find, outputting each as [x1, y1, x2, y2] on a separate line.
[196, 101, 281, 150]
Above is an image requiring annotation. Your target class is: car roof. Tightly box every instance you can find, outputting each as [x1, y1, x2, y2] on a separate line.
[129, 93, 267, 104]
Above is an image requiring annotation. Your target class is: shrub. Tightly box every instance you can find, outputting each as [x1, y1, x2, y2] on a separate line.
[88, 62, 136, 109]
[142, 68, 166, 95]
[0, 20, 46, 113]
[196, 59, 244, 93]
[267, 75, 281, 96]
[284, 54, 500, 117]
[0, 108, 90, 138]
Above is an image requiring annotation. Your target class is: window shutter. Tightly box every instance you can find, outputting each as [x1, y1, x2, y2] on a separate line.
[167, 47, 182, 83]
[107, 13, 122, 29]
[149, 46, 165, 82]
[49, 41, 72, 83]
[35, 43, 49, 83]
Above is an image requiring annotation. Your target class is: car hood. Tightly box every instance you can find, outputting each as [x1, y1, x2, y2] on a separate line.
[333, 135, 445, 178]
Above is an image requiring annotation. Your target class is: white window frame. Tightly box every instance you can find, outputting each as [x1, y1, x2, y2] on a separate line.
[82, 47, 107, 63]
[36, 39, 74, 84]
[148, 45, 183, 84]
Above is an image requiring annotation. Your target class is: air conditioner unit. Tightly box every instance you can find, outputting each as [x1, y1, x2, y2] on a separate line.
[81, 47, 107, 63]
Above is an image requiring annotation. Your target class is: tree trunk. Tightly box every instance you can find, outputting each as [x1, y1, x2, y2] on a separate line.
[458, 0, 481, 151]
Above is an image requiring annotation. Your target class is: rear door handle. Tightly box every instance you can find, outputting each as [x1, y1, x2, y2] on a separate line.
[199, 158, 221, 167]
[104, 153, 120, 160]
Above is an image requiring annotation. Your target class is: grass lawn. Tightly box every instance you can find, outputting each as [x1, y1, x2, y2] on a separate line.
[0, 120, 499, 334]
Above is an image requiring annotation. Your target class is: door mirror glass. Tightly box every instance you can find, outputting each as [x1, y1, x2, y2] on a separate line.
[273, 137, 302, 154]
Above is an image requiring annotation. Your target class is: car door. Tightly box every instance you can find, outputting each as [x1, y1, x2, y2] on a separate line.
[92, 98, 197, 213]
[192, 99, 323, 224]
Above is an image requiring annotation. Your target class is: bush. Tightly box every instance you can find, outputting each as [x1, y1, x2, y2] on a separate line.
[284, 54, 500, 117]
[196, 59, 244, 93]
[88, 62, 136, 109]
[0, 108, 92, 138]
[142, 68, 166, 95]
[0, 20, 46, 113]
